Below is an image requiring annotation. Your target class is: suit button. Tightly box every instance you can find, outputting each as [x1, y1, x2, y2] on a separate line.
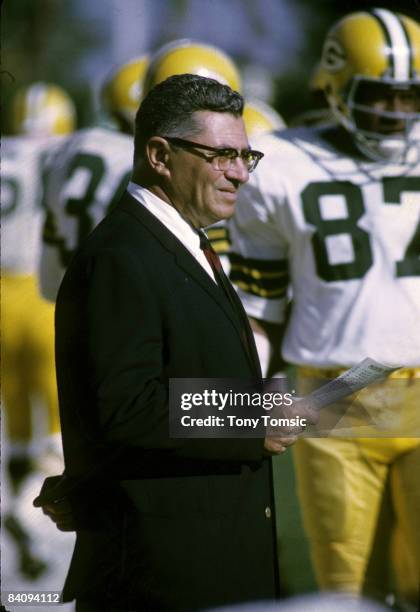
[265, 506, 272, 519]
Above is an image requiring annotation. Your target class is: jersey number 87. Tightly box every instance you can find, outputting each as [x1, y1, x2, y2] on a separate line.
[302, 177, 420, 281]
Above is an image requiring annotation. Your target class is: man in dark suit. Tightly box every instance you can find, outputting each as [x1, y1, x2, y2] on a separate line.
[36, 74, 294, 611]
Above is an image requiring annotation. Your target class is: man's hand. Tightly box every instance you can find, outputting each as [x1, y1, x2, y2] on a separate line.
[264, 435, 297, 455]
[34, 497, 75, 532]
[33, 475, 76, 532]
[262, 394, 319, 455]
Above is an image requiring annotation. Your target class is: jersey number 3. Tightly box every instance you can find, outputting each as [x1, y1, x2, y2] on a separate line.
[58, 153, 131, 266]
[302, 178, 420, 282]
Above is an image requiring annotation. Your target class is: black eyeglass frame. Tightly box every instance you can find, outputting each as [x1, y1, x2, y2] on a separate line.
[162, 136, 264, 172]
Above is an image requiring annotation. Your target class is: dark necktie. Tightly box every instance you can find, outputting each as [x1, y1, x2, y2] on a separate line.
[198, 230, 258, 370]
[198, 231, 236, 305]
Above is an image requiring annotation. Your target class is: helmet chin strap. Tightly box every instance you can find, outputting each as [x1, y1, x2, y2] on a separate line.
[376, 136, 407, 160]
[353, 117, 420, 162]
[351, 122, 420, 164]
[354, 131, 408, 162]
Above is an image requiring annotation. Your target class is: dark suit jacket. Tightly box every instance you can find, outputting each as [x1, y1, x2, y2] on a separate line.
[55, 191, 279, 611]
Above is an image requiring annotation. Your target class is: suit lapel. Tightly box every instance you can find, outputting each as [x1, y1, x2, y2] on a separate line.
[117, 192, 259, 373]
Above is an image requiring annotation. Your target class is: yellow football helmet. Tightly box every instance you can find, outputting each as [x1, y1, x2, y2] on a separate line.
[315, 8, 420, 160]
[101, 55, 149, 132]
[243, 99, 285, 138]
[11, 82, 76, 136]
[143, 40, 242, 97]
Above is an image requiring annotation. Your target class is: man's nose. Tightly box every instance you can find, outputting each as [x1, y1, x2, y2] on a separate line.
[225, 158, 249, 184]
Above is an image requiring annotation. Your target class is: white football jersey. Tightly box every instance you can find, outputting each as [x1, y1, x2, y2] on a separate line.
[230, 125, 420, 367]
[1, 135, 63, 275]
[40, 127, 133, 301]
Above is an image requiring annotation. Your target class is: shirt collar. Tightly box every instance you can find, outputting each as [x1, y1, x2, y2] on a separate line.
[127, 181, 202, 258]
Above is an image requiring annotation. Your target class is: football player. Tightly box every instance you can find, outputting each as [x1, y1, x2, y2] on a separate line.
[229, 8, 420, 607]
[2, 82, 76, 486]
[1, 81, 76, 577]
[39, 55, 149, 302]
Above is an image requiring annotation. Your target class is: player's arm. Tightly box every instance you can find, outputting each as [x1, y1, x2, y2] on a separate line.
[228, 166, 290, 376]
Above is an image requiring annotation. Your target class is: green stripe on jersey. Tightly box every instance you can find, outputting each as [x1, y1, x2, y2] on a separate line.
[229, 252, 289, 299]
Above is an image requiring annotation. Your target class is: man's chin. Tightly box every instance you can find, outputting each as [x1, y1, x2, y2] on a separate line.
[218, 205, 236, 222]
[203, 204, 235, 227]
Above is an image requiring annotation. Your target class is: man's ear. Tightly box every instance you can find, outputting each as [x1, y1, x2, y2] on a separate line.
[146, 137, 171, 177]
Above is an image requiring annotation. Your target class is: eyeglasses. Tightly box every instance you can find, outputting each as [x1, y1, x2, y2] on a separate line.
[163, 136, 264, 172]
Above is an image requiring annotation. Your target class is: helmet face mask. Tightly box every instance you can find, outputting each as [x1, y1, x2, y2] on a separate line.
[318, 8, 420, 162]
[347, 78, 420, 160]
